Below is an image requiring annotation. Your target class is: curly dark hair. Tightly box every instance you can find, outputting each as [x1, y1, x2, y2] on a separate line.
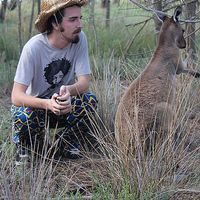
[44, 58, 71, 85]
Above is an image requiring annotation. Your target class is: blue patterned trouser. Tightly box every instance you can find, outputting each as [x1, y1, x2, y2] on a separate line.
[11, 92, 97, 146]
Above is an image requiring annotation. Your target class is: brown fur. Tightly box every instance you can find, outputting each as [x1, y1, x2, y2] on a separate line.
[115, 9, 200, 164]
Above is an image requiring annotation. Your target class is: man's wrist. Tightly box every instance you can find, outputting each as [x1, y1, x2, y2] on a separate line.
[65, 85, 72, 95]
[40, 98, 50, 110]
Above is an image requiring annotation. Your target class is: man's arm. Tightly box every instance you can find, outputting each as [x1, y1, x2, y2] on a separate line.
[11, 82, 70, 115]
[65, 74, 90, 96]
[11, 82, 48, 109]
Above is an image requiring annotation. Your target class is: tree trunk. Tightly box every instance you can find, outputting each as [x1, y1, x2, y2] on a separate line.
[101, 0, 106, 8]
[7, 0, 17, 10]
[88, 0, 99, 55]
[0, 0, 7, 22]
[89, 0, 95, 28]
[18, 0, 22, 54]
[113, 0, 120, 5]
[105, 0, 110, 28]
[152, 0, 162, 44]
[37, 0, 41, 14]
[28, 0, 35, 39]
[185, 0, 197, 58]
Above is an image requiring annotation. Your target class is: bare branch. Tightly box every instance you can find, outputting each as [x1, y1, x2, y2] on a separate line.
[179, 19, 200, 23]
[124, 19, 149, 57]
[128, 0, 200, 23]
[126, 17, 152, 27]
[185, 26, 200, 38]
[128, 0, 169, 16]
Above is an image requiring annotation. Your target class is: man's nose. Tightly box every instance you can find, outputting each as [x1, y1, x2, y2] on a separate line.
[77, 18, 83, 28]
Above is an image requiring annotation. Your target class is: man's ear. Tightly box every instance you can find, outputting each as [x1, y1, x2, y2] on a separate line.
[173, 6, 182, 22]
[52, 22, 59, 31]
[52, 14, 60, 30]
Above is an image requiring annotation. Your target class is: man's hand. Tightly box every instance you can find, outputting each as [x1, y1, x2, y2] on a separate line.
[50, 85, 71, 115]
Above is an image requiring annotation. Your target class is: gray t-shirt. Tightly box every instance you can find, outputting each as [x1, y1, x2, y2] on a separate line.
[14, 31, 91, 98]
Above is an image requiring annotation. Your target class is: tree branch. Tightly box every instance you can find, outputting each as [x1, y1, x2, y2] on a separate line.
[128, 0, 200, 23]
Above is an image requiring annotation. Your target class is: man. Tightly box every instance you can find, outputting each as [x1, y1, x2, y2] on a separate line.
[11, 0, 97, 165]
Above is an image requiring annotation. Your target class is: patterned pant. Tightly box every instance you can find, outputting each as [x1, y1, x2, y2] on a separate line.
[11, 92, 97, 146]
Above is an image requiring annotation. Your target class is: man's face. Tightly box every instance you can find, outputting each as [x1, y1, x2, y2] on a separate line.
[59, 6, 82, 43]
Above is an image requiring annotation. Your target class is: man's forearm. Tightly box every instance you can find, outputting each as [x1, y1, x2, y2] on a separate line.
[67, 82, 89, 96]
[12, 92, 48, 109]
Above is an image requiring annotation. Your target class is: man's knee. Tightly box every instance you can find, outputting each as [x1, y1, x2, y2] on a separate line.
[11, 106, 36, 123]
[82, 92, 98, 110]
[11, 105, 45, 135]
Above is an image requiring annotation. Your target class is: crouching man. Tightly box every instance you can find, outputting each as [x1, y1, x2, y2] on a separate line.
[11, 0, 97, 165]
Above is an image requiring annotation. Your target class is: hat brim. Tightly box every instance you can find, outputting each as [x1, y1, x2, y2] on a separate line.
[35, 0, 86, 33]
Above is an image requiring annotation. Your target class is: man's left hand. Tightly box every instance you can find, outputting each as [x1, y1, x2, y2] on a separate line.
[55, 85, 71, 115]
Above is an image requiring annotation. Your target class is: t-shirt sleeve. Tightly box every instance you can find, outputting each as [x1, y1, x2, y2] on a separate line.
[14, 44, 34, 86]
[74, 32, 91, 76]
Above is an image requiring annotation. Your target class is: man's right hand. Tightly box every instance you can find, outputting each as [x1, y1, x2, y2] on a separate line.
[50, 91, 71, 115]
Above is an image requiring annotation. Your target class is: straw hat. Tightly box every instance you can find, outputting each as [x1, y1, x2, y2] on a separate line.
[35, 0, 87, 33]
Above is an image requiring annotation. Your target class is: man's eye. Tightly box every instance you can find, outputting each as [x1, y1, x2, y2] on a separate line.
[69, 18, 77, 22]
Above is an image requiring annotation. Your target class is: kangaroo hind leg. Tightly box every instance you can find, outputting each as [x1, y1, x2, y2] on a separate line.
[145, 102, 174, 155]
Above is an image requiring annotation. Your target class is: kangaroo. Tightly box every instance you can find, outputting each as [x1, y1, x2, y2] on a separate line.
[115, 6, 200, 163]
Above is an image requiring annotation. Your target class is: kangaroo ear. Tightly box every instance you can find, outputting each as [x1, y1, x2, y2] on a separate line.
[154, 11, 167, 23]
[173, 6, 182, 22]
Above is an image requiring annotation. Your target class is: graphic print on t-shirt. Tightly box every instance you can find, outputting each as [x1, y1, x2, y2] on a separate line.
[39, 58, 71, 99]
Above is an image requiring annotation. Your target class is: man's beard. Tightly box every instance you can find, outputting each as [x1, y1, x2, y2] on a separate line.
[59, 27, 81, 44]
[71, 35, 80, 44]
[71, 28, 81, 43]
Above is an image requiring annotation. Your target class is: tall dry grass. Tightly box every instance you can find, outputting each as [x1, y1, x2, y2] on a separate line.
[91, 55, 200, 199]
[1, 53, 200, 199]
[1, 1, 200, 197]
[112, 58, 200, 199]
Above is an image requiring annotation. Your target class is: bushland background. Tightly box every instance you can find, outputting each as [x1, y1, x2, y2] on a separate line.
[0, 0, 200, 199]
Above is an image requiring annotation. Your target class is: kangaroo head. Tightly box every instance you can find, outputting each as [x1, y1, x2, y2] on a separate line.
[156, 6, 186, 49]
